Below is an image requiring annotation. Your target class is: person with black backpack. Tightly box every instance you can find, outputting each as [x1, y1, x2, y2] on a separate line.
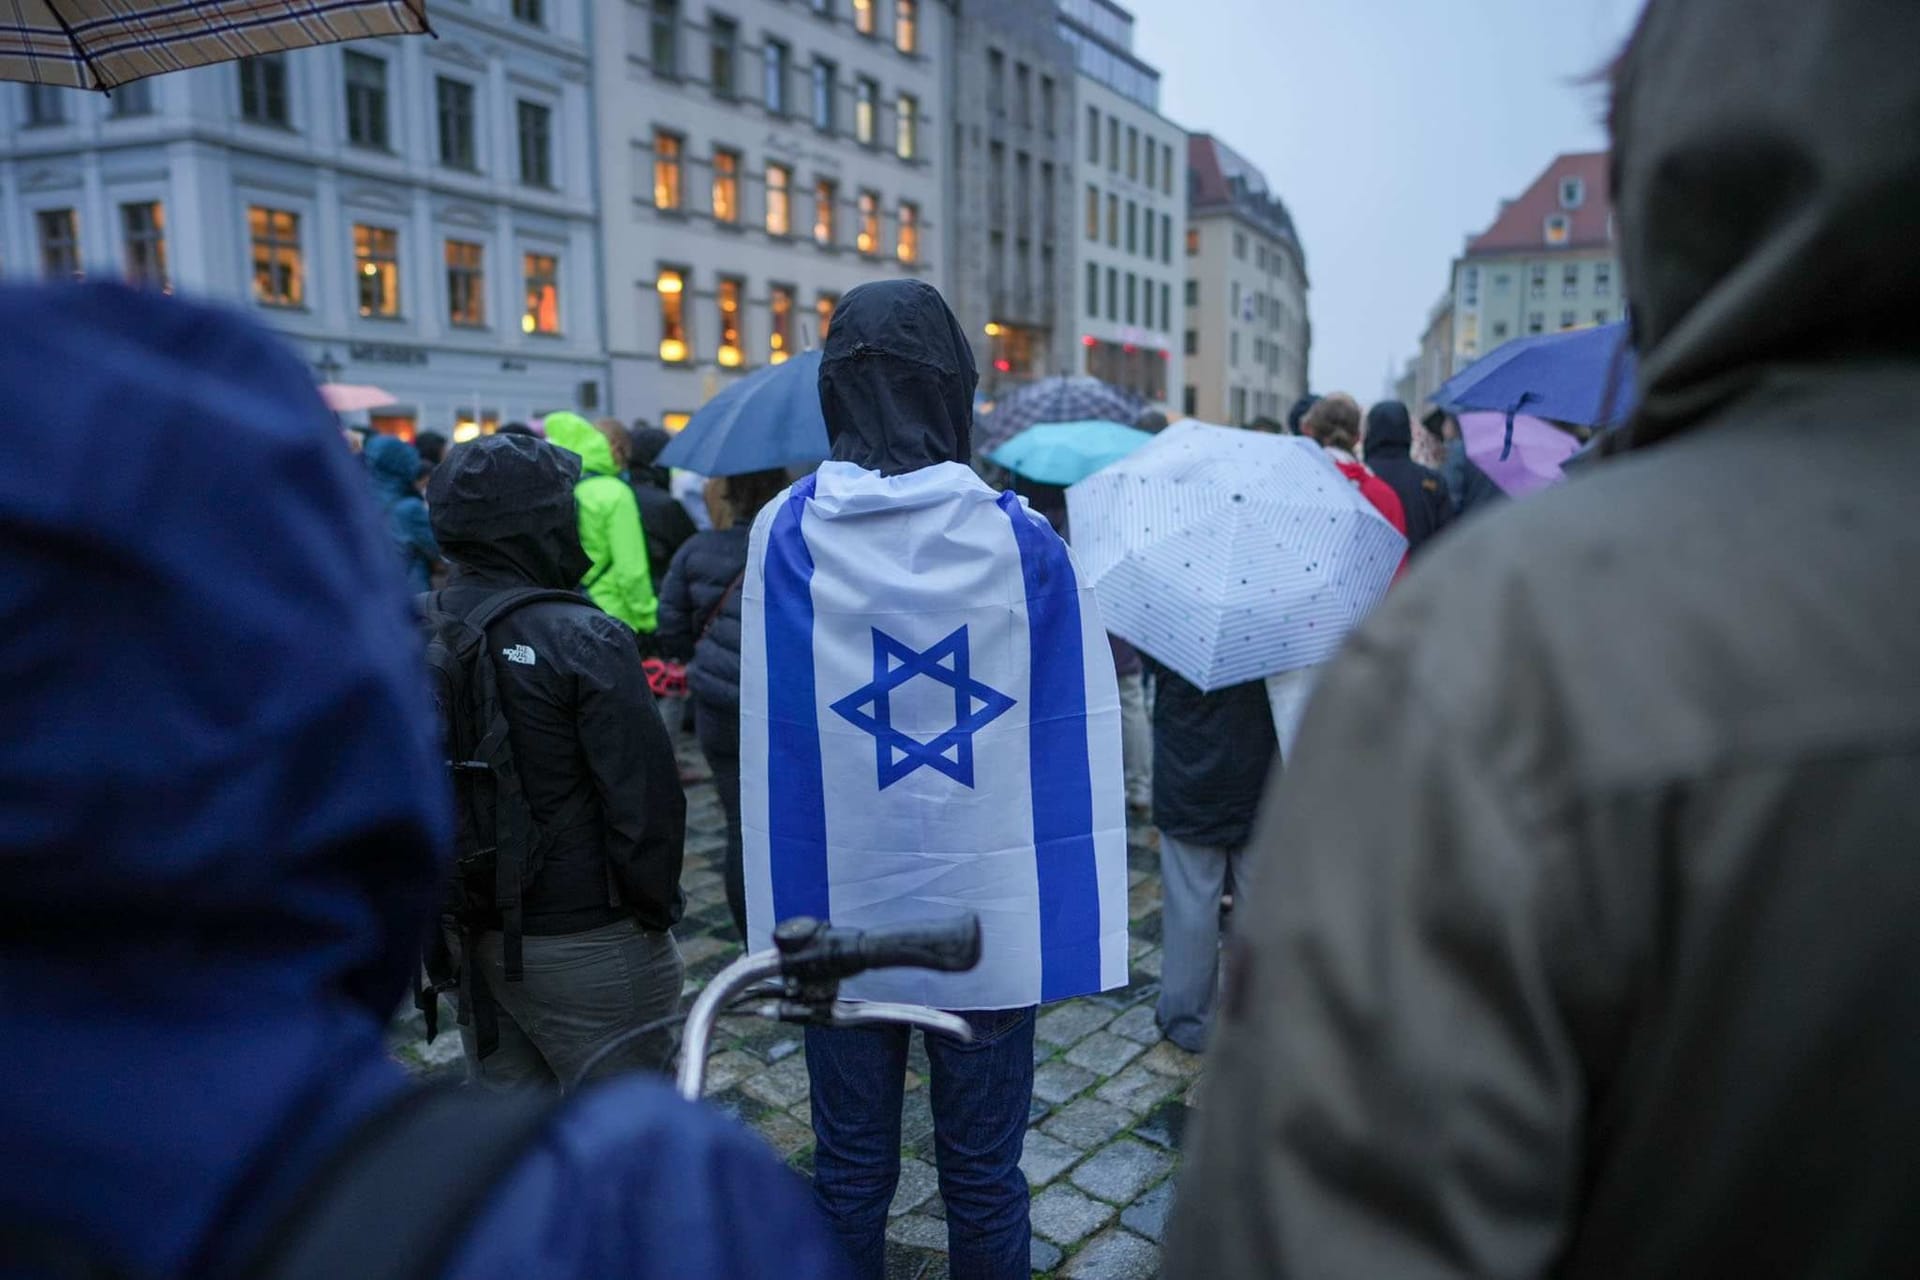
[422, 433, 689, 1088]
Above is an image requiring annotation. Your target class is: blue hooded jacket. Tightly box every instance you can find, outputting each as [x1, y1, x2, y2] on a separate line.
[364, 433, 440, 592]
[0, 284, 849, 1280]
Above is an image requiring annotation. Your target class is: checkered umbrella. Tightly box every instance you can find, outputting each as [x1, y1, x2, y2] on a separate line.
[0, 0, 429, 91]
[974, 376, 1148, 455]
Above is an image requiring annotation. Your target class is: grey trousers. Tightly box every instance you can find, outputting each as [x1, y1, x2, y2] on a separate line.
[1118, 671, 1153, 809]
[1156, 835, 1244, 1053]
[455, 918, 685, 1090]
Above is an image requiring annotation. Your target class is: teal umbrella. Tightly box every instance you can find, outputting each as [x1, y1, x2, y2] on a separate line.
[987, 420, 1153, 486]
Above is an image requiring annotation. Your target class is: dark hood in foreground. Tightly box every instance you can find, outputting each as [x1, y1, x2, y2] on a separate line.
[818, 278, 978, 474]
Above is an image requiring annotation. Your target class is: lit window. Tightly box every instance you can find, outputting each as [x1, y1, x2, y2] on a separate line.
[121, 202, 168, 291]
[854, 0, 875, 36]
[816, 292, 837, 341]
[897, 201, 919, 263]
[523, 252, 560, 334]
[766, 163, 792, 235]
[857, 190, 880, 255]
[770, 284, 794, 363]
[717, 277, 744, 367]
[1545, 213, 1571, 246]
[662, 412, 691, 433]
[1185, 227, 1198, 256]
[354, 224, 401, 318]
[446, 240, 485, 328]
[894, 0, 917, 53]
[657, 268, 688, 361]
[814, 178, 837, 245]
[855, 77, 878, 146]
[712, 148, 740, 223]
[248, 206, 302, 306]
[654, 131, 683, 210]
[764, 39, 789, 114]
[896, 92, 918, 159]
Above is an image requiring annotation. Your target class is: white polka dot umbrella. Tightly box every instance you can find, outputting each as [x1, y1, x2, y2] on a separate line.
[1066, 419, 1406, 692]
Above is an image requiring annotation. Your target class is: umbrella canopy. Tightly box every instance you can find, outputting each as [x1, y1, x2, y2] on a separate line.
[0, 0, 429, 91]
[1433, 322, 1638, 428]
[1067, 420, 1406, 692]
[656, 349, 829, 477]
[1459, 411, 1582, 497]
[987, 419, 1152, 486]
[318, 383, 396, 413]
[975, 376, 1148, 454]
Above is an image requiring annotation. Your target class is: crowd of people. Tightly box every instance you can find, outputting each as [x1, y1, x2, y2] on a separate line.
[4, 0, 1917, 1276]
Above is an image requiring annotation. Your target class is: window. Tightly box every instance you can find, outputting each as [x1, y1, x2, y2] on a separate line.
[1161, 213, 1171, 264]
[712, 148, 740, 223]
[1184, 328, 1197, 356]
[1544, 213, 1571, 246]
[343, 52, 388, 149]
[238, 54, 289, 126]
[1233, 231, 1246, 260]
[354, 224, 401, 318]
[1126, 201, 1137, 254]
[717, 277, 744, 366]
[897, 201, 919, 262]
[248, 206, 303, 307]
[1107, 117, 1118, 170]
[24, 83, 67, 125]
[1184, 279, 1197, 307]
[1594, 309, 1610, 326]
[1183, 385, 1196, 414]
[1040, 76, 1055, 135]
[987, 49, 1004, 116]
[1529, 264, 1546, 298]
[810, 0, 832, 14]
[1560, 310, 1578, 331]
[1491, 319, 1509, 340]
[766, 163, 792, 235]
[1141, 207, 1153, 260]
[769, 284, 795, 363]
[1230, 386, 1245, 424]
[895, 0, 917, 53]
[517, 101, 553, 188]
[1015, 63, 1031, 126]
[854, 0, 875, 36]
[1086, 105, 1099, 164]
[1126, 127, 1138, 180]
[1105, 266, 1117, 321]
[1562, 263, 1580, 296]
[1159, 282, 1170, 332]
[1085, 185, 1099, 240]
[816, 292, 837, 341]
[709, 15, 737, 97]
[523, 252, 560, 334]
[1125, 273, 1136, 325]
[1162, 143, 1174, 194]
[896, 92, 917, 159]
[653, 132, 683, 209]
[763, 38, 789, 114]
[446, 240, 486, 327]
[37, 209, 80, 280]
[1086, 262, 1099, 317]
[1527, 311, 1544, 335]
[657, 268, 688, 362]
[855, 77, 878, 145]
[1594, 262, 1612, 296]
[650, 0, 679, 76]
[1255, 244, 1266, 272]
[512, 0, 543, 25]
[1040, 161, 1055, 234]
[1560, 176, 1585, 209]
[110, 79, 153, 117]
[121, 202, 168, 290]
[436, 78, 476, 170]
[812, 58, 836, 131]
[857, 190, 880, 255]
[1144, 138, 1156, 190]
[1106, 194, 1118, 247]
[814, 178, 837, 245]
[1186, 226, 1198, 256]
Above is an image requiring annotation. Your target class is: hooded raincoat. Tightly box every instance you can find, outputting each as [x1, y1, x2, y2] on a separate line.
[1167, 0, 1920, 1274]
[545, 412, 658, 634]
[365, 433, 439, 591]
[1364, 400, 1451, 554]
[0, 284, 849, 1280]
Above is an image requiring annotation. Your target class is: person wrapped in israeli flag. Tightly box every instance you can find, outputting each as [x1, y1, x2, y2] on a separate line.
[740, 281, 1129, 1012]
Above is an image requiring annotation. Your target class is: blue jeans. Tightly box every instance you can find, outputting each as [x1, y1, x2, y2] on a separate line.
[806, 1007, 1036, 1280]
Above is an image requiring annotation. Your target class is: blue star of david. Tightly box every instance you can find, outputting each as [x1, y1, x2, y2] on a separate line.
[830, 625, 1017, 790]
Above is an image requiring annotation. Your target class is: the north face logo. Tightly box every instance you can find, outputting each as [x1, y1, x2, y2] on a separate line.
[501, 644, 536, 666]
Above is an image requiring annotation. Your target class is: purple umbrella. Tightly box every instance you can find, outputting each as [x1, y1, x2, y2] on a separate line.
[1459, 412, 1582, 497]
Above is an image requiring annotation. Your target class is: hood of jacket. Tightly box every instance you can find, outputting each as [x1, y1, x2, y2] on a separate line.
[545, 410, 618, 478]
[1363, 400, 1414, 461]
[364, 432, 422, 502]
[818, 278, 977, 474]
[1614, 0, 1920, 447]
[628, 425, 673, 490]
[428, 433, 592, 590]
[0, 284, 448, 1274]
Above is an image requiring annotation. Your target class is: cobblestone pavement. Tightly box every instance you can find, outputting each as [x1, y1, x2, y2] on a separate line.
[396, 719, 1194, 1278]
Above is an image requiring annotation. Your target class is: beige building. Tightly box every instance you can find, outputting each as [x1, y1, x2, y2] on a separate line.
[1413, 291, 1454, 415]
[1181, 134, 1308, 426]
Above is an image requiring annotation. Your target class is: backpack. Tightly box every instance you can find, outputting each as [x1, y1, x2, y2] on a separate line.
[416, 586, 584, 1057]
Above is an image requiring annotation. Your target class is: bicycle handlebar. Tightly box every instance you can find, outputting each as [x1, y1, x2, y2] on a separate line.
[773, 915, 983, 983]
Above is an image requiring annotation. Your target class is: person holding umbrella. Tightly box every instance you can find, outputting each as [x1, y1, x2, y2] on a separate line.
[1363, 400, 1451, 555]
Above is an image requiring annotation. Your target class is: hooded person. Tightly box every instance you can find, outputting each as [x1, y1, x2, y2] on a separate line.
[1166, 2, 1920, 1276]
[624, 421, 698, 590]
[363, 432, 441, 591]
[543, 411, 658, 636]
[1362, 399, 1452, 555]
[0, 283, 851, 1280]
[738, 279, 1129, 1279]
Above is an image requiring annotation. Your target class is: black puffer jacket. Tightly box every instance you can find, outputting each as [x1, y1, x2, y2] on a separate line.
[427, 435, 686, 934]
[1363, 401, 1451, 554]
[1145, 662, 1277, 850]
[656, 528, 749, 734]
[627, 427, 699, 587]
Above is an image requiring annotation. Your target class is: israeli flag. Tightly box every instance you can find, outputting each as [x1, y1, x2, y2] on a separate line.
[741, 460, 1129, 1009]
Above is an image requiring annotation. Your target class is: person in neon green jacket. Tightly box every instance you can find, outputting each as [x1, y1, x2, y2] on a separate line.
[544, 412, 657, 635]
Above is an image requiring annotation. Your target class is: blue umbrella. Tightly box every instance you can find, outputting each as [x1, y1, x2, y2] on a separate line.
[657, 350, 829, 476]
[1432, 322, 1638, 428]
[988, 419, 1153, 486]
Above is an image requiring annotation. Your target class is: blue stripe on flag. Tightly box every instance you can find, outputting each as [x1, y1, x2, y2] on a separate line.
[765, 475, 830, 925]
[998, 493, 1100, 1001]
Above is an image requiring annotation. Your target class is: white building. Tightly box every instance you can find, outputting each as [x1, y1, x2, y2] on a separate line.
[1057, 0, 1183, 411]
[0, 0, 607, 441]
[593, 0, 951, 428]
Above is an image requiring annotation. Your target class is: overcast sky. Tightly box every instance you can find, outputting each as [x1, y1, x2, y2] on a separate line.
[1131, 0, 1645, 399]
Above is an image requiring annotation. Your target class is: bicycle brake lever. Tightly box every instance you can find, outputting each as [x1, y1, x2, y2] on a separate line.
[826, 1000, 974, 1043]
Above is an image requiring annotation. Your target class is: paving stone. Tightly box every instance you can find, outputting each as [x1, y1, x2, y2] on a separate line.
[1017, 1130, 1082, 1187]
[705, 1086, 769, 1127]
[1126, 933, 1156, 962]
[1035, 1001, 1116, 1048]
[1138, 1039, 1204, 1079]
[1130, 913, 1163, 945]
[1106, 1003, 1162, 1045]
[1029, 1184, 1115, 1246]
[1095, 1061, 1183, 1115]
[1127, 866, 1148, 888]
[754, 1108, 814, 1158]
[740, 1053, 811, 1109]
[1032, 1060, 1098, 1105]
[1063, 1031, 1146, 1076]
[1061, 1229, 1159, 1279]
[1132, 1099, 1191, 1151]
[885, 1214, 949, 1250]
[923, 1192, 945, 1220]
[1068, 1139, 1173, 1205]
[900, 1085, 936, 1149]
[767, 1037, 804, 1063]
[681, 866, 724, 895]
[1030, 1238, 1063, 1274]
[1121, 1179, 1176, 1243]
[1041, 1097, 1132, 1151]
[889, 1157, 940, 1217]
[1126, 879, 1162, 921]
[1130, 947, 1163, 980]
[1028, 1096, 1052, 1125]
[676, 933, 734, 969]
[1184, 1077, 1204, 1108]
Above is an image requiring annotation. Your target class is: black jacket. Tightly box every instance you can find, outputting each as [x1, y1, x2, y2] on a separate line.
[820, 278, 976, 473]
[1442, 436, 1504, 518]
[427, 435, 686, 934]
[1145, 662, 1277, 849]
[656, 527, 749, 731]
[1363, 400, 1451, 554]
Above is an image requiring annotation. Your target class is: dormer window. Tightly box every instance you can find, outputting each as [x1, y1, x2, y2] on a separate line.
[1545, 213, 1572, 246]
[1560, 176, 1585, 209]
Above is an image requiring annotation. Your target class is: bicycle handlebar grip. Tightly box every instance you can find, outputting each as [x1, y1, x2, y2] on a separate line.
[855, 915, 983, 975]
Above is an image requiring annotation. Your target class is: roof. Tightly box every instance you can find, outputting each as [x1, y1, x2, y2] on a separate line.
[1465, 152, 1613, 256]
[1187, 133, 1303, 256]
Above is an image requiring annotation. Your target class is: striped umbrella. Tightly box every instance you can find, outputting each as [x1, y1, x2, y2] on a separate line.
[0, 0, 429, 91]
[975, 376, 1148, 454]
[1066, 419, 1405, 691]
